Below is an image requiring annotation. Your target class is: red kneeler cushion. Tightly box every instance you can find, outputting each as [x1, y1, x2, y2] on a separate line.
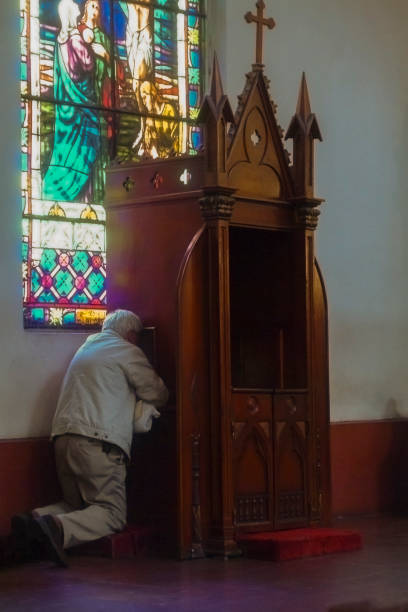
[238, 528, 363, 561]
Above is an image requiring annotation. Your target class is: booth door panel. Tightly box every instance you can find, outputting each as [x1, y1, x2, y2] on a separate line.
[232, 392, 274, 531]
[274, 392, 309, 528]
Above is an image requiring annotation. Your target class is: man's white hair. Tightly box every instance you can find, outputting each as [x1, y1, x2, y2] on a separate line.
[102, 309, 143, 338]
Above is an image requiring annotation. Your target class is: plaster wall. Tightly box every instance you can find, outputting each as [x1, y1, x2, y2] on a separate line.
[0, 0, 91, 438]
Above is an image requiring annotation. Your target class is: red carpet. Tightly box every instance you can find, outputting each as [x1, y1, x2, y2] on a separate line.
[73, 525, 154, 559]
[238, 528, 363, 561]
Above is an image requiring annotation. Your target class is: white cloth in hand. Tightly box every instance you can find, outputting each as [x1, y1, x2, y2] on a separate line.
[133, 400, 160, 433]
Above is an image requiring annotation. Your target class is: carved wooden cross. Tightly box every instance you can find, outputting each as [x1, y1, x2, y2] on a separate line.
[245, 1, 275, 66]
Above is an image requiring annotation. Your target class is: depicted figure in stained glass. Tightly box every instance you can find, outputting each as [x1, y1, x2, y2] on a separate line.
[119, 1, 153, 149]
[79, 0, 111, 200]
[126, 1, 153, 103]
[42, 0, 109, 204]
[79, 0, 111, 107]
[138, 80, 178, 158]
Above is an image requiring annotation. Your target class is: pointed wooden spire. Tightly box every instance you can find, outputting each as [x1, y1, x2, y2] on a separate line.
[210, 54, 225, 108]
[200, 53, 234, 121]
[199, 53, 234, 186]
[286, 73, 322, 200]
[296, 72, 311, 118]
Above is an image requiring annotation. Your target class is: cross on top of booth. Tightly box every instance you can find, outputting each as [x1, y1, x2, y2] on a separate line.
[244, 1, 276, 66]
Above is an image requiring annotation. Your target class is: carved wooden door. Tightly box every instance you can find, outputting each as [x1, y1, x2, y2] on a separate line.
[232, 391, 274, 531]
[273, 391, 309, 528]
[232, 389, 310, 533]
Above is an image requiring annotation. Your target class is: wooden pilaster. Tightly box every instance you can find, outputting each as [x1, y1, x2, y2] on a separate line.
[199, 187, 240, 557]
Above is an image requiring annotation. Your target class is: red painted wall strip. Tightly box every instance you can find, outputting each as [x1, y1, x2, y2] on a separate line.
[0, 438, 60, 536]
[330, 420, 408, 516]
[1, 421, 407, 536]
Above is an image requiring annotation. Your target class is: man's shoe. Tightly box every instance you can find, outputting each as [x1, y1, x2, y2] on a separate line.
[33, 515, 68, 568]
[10, 513, 37, 560]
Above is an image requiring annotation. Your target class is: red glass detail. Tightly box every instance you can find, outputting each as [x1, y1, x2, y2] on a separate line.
[58, 298, 69, 304]
[41, 274, 53, 289]
[90, 298, 101, 305]
[152, 172, 164, 190]
[91, 255, 103, 269]
[59, 253, 71, 268]
[75, 276, 86, 291]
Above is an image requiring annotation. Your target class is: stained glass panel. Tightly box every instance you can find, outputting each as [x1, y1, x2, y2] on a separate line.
[21, 0, 204, 328]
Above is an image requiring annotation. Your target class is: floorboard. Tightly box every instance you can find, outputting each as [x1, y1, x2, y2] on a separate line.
[1, 516, 408, 612]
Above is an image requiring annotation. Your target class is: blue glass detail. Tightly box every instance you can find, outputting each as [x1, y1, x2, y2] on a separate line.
[191, 50, 200, 68]
[188, 15, 198, 27]
[189, 90, 198, 107]
[31, 308, 45, 322]
[191, 129, 202, 149]
[72, 292, 89, 304]
[38, 290, 57, 303]
[62, 311, 76, 325]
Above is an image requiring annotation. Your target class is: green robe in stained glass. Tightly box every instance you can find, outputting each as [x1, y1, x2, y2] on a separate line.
[42, 29, 109, 203]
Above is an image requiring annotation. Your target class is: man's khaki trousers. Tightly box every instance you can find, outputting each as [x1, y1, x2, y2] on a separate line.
[34, 434, 127, 549]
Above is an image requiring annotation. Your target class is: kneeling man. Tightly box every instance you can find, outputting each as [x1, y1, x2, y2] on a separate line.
[12, 309, 168, 566]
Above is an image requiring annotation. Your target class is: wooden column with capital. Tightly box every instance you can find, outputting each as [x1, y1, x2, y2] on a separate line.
[199, 187, 240, 557]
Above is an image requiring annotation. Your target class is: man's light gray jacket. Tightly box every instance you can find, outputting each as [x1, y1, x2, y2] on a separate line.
[51, 329, 169, 458]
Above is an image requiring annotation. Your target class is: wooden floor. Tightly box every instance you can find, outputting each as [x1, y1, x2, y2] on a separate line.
[1, 516, 408, 612]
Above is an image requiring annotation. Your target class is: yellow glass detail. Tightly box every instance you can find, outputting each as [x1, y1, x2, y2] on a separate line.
[76, 309, 107, 326]
[80, 205, 98, 220]
[188, 28, 199, 45]
[48, 203, 66, 217]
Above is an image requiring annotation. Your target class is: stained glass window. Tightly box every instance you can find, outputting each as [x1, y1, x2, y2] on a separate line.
[21, 0, 204, 328]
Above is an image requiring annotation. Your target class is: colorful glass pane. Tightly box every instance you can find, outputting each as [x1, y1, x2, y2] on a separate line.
[21, 0, 204, 328]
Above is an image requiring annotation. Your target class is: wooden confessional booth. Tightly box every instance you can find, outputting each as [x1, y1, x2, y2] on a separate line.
[105, 50, 330, 559]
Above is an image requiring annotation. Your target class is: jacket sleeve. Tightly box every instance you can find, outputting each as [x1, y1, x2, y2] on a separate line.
[123, 345, 169, 407]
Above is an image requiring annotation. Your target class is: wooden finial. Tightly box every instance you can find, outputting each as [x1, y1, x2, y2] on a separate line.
[285, 73, 323, 200]
[210, 53, 225, 106]
[296, 72, 312, 118]
[244, 1, 275, 67]
[198, 53, 234, 187]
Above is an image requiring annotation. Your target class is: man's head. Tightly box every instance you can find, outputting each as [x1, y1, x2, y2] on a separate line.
[102, 309, 143, 344]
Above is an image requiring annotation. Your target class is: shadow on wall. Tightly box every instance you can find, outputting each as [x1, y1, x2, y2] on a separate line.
[384, 398, 400, 419]
[379, 399, 408, 515]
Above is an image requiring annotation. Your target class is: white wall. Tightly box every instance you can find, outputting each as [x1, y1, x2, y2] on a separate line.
[0, 0, 407, 438]
[219, 0, 408, 421]
[0, 0, 88, 438]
